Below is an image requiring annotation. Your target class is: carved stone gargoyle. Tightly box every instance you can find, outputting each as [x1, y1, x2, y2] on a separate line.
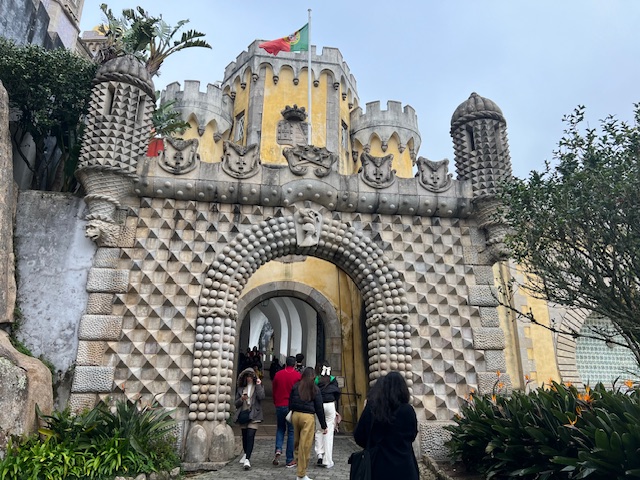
[359, 152, 396, 188]
[416, 157, 453, 193]
[158, 137, 199, 175]
[221, 141, 261, 179]
[283, 145, 337, 177]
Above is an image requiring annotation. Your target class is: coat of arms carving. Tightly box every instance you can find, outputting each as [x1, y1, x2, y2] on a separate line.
[283, 145, 337, 177]
[359, 152, 396, 188]
[416, 157, 453, 192]
[159, 138, 199, 175]
[221, 141, 261, 179]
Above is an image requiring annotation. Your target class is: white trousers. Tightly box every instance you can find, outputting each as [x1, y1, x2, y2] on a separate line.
[314, 402, 336, 468]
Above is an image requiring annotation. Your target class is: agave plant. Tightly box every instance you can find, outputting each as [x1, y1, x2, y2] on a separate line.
[97, 3, 211, 77]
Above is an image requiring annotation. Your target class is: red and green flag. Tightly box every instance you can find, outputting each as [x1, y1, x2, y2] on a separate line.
[259, 24, 309, 55]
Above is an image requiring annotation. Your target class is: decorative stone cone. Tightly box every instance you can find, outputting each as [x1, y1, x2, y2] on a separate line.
[77, 167, 134, 221]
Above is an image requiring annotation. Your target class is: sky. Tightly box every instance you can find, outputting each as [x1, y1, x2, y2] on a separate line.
[79, 1, 640, 179]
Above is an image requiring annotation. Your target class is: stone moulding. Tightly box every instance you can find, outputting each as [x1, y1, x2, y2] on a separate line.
[159, 137, 200, 175]
[134, 155, 474, 218]
[416, 157, 453, 193]
[220, 141, 260, 179]
[359, 152, 396, 188]
[283, 144, 337, 177]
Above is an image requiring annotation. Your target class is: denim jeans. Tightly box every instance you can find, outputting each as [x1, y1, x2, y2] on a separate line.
[275, 406, 295, 462]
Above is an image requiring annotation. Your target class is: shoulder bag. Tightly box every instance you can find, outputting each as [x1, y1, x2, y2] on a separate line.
[348, 418, 375, 480]
[237, 409, 251, 425]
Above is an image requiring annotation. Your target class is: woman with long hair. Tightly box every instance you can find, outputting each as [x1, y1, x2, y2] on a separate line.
[234, 367, 265, 471]
[313, 361, 341, 469]
[353, 371, 419, 480]
[289, 367, 327, 480]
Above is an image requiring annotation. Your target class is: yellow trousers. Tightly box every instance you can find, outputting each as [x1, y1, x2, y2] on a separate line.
[292, 411, 316, 478]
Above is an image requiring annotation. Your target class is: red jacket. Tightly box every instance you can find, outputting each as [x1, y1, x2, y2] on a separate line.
[272, 366, 301, 407]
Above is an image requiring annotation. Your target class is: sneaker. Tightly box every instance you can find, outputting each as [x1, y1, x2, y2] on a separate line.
[286, 460, 297, 468]
[273, 450, 281, 466]
[243, 458, 251, 470]
[238, 453, 246, 464]
[296, 476, 313, 480]
[317, 454, 323, 465]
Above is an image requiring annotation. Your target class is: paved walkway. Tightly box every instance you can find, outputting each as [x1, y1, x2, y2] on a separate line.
[185, 436, 360, 480]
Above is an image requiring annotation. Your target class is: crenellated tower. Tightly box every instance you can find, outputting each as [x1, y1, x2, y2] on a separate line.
[76, 55, 154, 245]
[351, 100, 421, 178]
[161, 81, 234, 163]
[451, 92, 513, 260]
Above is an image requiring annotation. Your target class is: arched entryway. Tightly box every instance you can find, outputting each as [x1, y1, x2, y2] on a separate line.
[187, 207, 413, 435]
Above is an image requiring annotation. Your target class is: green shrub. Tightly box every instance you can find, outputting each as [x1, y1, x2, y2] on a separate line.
[446, 382, 640, 479]
[0, 399, 180, 479]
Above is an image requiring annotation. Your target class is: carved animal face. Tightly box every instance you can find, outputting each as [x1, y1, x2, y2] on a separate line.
[85, 223, 102, 241]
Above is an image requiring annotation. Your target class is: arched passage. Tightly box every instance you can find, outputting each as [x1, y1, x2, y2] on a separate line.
[187, 207, 412, 423]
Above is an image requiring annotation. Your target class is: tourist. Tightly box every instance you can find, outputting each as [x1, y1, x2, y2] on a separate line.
[269, 356, 282, 381]
[353, 371, 419, 480]
[289, 367, 327, 480]
[295, 353, 305, 373]
[314, 361, 341, 468]
[272, 356, 301, 467]
[234, 367, 265, 471]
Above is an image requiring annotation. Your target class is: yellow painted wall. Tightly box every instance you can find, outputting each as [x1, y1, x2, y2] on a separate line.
[495, 262, 561, 390]
[260, 67, 328, 164]
[241, 257, 367, 430]
[181, 117, 224, 164]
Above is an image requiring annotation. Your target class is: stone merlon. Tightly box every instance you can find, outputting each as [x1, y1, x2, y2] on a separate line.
[162, 80, 234, 135]
[222, 41, 358, 102]
[351, 100, 421, 151]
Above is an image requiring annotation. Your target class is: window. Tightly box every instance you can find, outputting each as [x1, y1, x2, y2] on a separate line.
[341, 121, 349, 151]
[234, 112, 245, 142]
[104, 84, 116, 115]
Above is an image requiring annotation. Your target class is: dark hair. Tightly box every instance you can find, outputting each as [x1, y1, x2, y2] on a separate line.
[315, 360, 331, 387]
[369, 371, 410, 424]
[238, 369, 256, 387]
[298, 367, 318, 402]
[295, 353, 304, 363]
[286, 356, 296, 367]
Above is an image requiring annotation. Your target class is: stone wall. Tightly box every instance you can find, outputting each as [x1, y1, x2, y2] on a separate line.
[14, 191, 95, 405]
[0, 0, 63, 48]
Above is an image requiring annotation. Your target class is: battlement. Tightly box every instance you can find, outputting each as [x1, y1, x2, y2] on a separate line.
[222, 40, 358, 102]
[161, 80, 233, 134]
[350, 100, 421, 152]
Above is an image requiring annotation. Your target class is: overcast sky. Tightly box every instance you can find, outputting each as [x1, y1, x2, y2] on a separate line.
[80, 1, 640, 178]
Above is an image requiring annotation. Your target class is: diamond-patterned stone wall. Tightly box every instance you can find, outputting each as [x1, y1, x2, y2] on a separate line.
[73, 199, 508, 426]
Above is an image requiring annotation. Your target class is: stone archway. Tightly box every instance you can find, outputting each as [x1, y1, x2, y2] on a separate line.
[185, 207, 413, 461]
[236, 281, 343, 371]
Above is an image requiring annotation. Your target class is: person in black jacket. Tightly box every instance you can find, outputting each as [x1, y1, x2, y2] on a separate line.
[313, 361, 341, 468]
[353, 371, 419, 480]
[289, 367, 327, 480]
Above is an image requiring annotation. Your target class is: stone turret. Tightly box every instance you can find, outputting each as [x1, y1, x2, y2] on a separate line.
[351, 100, 421, 177]
[76, 55, 154, 246]
[451, 92, 511, 196]
[162, 81, 233, 139]
[451, 93, 512, 261]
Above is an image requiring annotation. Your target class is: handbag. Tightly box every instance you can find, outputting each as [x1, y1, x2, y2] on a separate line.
[348, 448, 372, 480]
[349, 415, 375, 480]
[237, 409, 251, 424]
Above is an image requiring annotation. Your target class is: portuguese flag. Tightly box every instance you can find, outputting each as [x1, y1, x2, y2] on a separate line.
[259, 24, 309, 55]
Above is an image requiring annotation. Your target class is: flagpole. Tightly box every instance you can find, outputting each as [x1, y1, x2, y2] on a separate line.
[307, 8, 312, 145]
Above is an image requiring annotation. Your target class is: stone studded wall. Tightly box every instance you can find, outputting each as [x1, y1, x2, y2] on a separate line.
[69, 196, 507, 445]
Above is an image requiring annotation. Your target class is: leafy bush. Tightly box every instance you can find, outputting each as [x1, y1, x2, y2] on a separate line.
[446, 382, 640, 479]
[0, 399, 180, 480]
